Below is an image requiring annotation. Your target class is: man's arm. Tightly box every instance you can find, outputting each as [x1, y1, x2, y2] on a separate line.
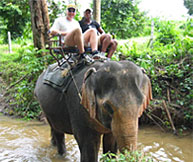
[94, 21, 105, 35]
[97, 27, 105, 35]
[50, 30, 68, 36]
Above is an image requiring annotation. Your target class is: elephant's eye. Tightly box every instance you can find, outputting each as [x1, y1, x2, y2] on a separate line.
[103, 102, 114, 116]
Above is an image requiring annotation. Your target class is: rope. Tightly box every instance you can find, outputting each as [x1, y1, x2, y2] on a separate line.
[60, 47, 82, 101]
[69, 69, 82, 100]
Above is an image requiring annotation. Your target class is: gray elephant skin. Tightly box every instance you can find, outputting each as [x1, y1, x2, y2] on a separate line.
[34, 60, 152, 162]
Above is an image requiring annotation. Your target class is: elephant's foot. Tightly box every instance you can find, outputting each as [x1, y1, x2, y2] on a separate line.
[57, 143, 66, 155]
[50, 128, 66, 155]
[51, 136, 66, 155]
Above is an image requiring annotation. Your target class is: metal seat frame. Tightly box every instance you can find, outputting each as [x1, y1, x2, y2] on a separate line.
[46, 34, 94, 66]
[46, 34, 110, 66]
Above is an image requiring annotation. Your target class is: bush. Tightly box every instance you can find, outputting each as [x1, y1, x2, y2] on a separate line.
[154, 19, 181, 45]
[0, 41, 54, 119]
[100, 150, 153, 162]
[182, 18, 193, 37]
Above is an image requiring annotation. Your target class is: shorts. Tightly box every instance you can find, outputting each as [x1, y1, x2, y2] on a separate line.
[84, 36, 102, 47]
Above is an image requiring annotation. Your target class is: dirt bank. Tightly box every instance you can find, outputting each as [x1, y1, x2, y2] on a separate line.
[0, 77, 9, 113]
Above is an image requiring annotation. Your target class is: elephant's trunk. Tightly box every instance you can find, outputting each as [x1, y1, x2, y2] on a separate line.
[111, 110, 138, 152]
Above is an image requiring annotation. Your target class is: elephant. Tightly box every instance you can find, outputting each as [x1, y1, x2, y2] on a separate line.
[34, 60, 152, 162]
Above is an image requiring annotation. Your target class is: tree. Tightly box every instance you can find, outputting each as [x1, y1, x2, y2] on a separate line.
[184, 0, 193, 15]
[0, 0, 30, 42]
[101, 0, 146, 39]
[93, 0, 101, 23]
[29, 0, 50, 50]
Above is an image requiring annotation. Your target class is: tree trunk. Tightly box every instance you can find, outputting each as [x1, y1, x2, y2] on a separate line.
[29, 0, 50, 52]
[93, 0, 101, 24]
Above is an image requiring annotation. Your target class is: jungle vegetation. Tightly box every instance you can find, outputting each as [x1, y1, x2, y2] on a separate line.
[0, 0, 192, 152]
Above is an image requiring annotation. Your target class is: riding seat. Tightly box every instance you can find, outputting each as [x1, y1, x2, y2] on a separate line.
[46, 34, 109, 67]
[46, 34, 95, 66]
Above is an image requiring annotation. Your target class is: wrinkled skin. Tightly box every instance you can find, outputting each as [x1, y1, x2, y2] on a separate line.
[35, 60, 152, 162]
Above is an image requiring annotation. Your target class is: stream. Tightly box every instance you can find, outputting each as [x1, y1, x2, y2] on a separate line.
[0, 114, 192, 162]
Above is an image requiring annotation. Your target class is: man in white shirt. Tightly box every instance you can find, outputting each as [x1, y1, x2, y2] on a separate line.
[50, 4, 100, 61]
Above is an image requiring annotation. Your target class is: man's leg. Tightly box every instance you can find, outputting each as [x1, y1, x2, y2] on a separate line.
[99, 34, 111, 53]
[107, 40, 118, 58]
[83, 28, 98, 52]
[65, 28, 84, 54]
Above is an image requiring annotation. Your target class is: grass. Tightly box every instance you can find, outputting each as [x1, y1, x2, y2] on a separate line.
[0, 43, 20, 53]
[118, 36, 151, 46]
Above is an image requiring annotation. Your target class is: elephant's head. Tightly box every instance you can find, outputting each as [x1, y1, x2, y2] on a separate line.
[81, 61, 152, 152]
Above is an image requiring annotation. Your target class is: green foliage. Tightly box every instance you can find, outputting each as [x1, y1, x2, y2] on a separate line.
[0, 41, 54, 119]
[181, 18, 193, 37]
[184, 0, 193, 15]
[0, 0, 30, 43]
[100, 150, 153, 162]
[101, 0, 146, 39]
[154, 20, 181, 45]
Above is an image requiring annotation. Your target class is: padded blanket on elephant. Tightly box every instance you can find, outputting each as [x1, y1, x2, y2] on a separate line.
[43, 60, 86, 93]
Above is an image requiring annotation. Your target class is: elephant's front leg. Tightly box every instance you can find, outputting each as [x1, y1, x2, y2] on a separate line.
[103, 133, 117, 154]
[74, 130, 101, 162]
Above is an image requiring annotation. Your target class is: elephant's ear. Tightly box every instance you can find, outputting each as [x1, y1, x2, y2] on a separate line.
[81, 67, 97, 119]
[81, 68, 111, 134]
[138, 75, 153, 117]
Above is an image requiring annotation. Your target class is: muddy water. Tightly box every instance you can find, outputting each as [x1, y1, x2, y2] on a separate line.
[0, 114, 192, 162]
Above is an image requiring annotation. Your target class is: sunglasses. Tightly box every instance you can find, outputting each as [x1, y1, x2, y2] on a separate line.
[68, 8, 75, 13]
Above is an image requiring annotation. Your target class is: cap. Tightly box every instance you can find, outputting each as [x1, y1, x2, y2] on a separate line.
[84, 8, 92, 13]
[67, 4, 76, 10]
